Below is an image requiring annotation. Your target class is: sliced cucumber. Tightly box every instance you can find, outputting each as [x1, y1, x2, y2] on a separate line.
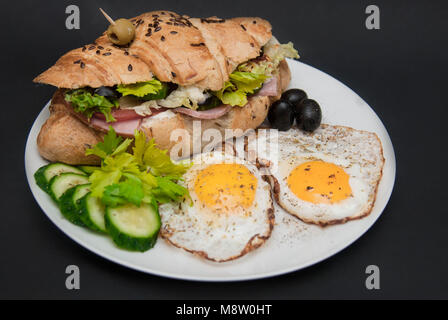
[78, 193, 107, 233]
[35, 163, 86, 193]
[105, 203, 161, 252]
[49, 173, 90, 202]
[59, 184, 91, 226]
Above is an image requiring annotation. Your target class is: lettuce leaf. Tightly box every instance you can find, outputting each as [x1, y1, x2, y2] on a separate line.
[65, 89, 118, 122]
[229, 72, 267, 92]
[117, 80, 168, 100]
[239, 40, 299, 75]
[213, 72, 267, 107]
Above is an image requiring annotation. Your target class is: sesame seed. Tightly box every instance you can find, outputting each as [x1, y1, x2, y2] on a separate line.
[103, 52, 111, 56]
[171, 72, 176, 77]
[74, 60, 81, 64]
[98, 46, 104, 50]
[80, 62, 85, 68]
[128, 64, 133, 71]
[241, 24, 247, 31]
[124, 51, 129, 56]
[96, 50, 101, 54]
[170, 31, 178, 34]
[88, 45, 95, 50]
[154, 26, 161, 32]
[161, 36, 165, 41]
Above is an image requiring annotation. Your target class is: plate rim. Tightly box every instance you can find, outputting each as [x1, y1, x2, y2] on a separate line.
[25, 59, 396, 282]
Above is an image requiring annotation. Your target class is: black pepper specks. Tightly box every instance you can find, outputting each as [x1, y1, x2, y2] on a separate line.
[124, 51, 129, 56]
[128, 64, 133, 71]
[80, 62, 85, 69]
[171, 72, 176, 78]
[74, 60, 81, 64]
[241, 24, 247, 31]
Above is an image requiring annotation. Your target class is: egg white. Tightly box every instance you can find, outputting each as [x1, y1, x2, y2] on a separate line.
[244, 125, 384, 226]
[159, 152, 274, 262]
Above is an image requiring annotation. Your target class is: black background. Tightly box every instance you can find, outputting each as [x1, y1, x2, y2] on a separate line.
[1, 0, 447, 299]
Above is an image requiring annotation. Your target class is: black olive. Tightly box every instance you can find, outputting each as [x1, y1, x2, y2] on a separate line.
[268, 100, 295, 131]
[281, 89, 308, 116]
[296, 99, 322, 132]
[95, 86, 118, 99]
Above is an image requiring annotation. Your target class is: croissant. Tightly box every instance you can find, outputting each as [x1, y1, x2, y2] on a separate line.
[34, 11, 293, 165]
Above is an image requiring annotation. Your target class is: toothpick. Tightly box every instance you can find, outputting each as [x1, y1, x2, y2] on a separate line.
[99, 8, 116, 25]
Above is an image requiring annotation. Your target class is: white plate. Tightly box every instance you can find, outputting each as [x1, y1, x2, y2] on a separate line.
[25, 59, 396, 281]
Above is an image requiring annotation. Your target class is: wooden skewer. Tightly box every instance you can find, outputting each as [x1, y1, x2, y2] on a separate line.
[99, 8, 116, 25]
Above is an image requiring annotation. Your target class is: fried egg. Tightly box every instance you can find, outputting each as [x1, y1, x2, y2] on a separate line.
[159, 151, 274, 262]
[244, 124, 384, 226]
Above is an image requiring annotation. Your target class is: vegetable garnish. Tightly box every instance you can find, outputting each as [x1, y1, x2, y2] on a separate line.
[238, 40, 299, 76]
[85, 127, 190, 209]
[65, 89, 119, 122]
[211, 41, 299, 107]
[213, 72, 267, 107]
[117, 80, 169, 101]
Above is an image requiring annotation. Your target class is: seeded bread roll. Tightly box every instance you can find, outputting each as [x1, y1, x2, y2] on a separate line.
[34, 11, 272, 91]
[37, 59, 291, 164]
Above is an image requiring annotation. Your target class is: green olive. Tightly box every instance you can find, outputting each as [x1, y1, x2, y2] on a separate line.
[106, 18, 135, 46]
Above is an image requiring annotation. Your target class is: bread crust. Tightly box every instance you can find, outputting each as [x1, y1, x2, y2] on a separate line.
[34, 11, 272, 91]
[36, 59, 291, 164]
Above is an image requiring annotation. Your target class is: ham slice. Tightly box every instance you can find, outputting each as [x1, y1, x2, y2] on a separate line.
[90, 117, 142, 137]
[255, 77, 278, 97]
[93, 109, 143, 121]
[172, 104, 232, 119]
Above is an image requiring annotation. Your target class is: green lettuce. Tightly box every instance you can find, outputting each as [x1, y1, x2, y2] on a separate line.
[65, 89, 118, 122]
[117, 80, 169, 101]
[213, 72, 267, 107]
[239, 40, 299, 75]
[85, 127, 190, 208]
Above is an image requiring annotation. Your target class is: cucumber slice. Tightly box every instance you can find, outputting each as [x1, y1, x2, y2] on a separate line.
[59, 184, 91, 226]
[35, 163, 86, 193]
[105, 203, 161, 252]
[78, 193, 106, 233]
[49, 173, 90, 202]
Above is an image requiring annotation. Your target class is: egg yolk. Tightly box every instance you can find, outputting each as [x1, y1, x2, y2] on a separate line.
[287, 161, 352, 204]
[194, 164, 257, 213]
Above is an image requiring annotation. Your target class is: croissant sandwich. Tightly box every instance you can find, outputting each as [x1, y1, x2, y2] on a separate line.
[34, 10, 298, 165]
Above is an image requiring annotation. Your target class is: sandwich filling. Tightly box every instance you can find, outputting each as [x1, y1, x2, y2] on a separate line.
[64, 39, 298, 125]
